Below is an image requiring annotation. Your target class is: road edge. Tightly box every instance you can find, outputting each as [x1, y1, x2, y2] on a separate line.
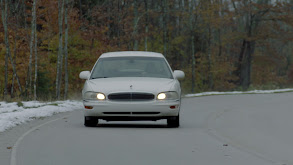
[10, 114, 70, 165]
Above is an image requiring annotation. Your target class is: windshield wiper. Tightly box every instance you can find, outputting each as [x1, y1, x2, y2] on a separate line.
[91, 77, 108, 79]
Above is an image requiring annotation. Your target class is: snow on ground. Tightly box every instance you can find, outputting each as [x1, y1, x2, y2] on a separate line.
[185, 88, 293, 97]
[0, 100, 82, 132]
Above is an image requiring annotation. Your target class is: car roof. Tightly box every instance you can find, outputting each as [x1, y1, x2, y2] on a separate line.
[99, 51, 165, 58]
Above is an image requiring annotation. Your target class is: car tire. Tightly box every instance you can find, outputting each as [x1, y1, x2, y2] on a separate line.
[167, 115, 180, 128]
[84, 117, 99, 127]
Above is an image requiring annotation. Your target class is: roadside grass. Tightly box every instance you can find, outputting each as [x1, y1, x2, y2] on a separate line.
[47, 103, 59, 106]
[17, 101, 23, 107]
[23, 103, 59, 109]
[9, 101, 59, 109]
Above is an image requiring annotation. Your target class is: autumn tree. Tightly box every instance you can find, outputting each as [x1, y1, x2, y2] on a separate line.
[1, 0, 293, 100]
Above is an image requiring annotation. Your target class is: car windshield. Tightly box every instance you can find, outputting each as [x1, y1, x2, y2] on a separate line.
[90, 56, 173, 79]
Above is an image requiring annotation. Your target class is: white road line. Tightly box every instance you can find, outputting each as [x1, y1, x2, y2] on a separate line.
[10, 115, 70, 165]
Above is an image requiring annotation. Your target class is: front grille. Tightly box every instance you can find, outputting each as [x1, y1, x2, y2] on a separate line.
[132, 112, 160, 115]
[108, 93, 154, 101]
[103, 112, 160, 115]
[103, 112, 131, 115]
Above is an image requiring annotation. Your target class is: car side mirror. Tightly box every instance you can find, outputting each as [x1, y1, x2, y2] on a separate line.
[173, 70, 185, 80]
[79, 71, 91, 80]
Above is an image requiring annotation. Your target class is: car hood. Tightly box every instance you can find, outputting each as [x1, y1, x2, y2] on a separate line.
[86, 77, 176, 94]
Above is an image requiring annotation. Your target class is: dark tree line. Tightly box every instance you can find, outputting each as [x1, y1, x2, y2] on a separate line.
[1, 0, 293, 101]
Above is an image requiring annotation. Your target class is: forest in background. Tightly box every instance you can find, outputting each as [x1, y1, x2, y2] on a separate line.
[1, 0, 293, 101]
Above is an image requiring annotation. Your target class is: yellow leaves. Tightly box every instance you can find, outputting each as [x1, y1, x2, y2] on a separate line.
[194, 1, 230, 30]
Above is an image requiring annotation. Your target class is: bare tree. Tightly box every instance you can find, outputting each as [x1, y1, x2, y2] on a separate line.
[56, 0, 64, 99]
[1, 0, 22, 99]
[28, 0, 37, 99]
[189, 0, 196, 92]
[163, 0, 169, 57]
[107, 1, 111, 38]
[204, 0, 213, 89]
[33, 0, 38, 100]
[64, 0, 69, 100]
[11, 37, 17, 98]
[235, 0, 270, 89]
[1, 0, 9, 100]
[117, 0, 121, 48]
[133, 0, 138, 50]
[144, 0, 149, 51]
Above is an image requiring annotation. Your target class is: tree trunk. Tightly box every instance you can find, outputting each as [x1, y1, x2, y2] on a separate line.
[64, 0, 69, 100]
[33, 0, 38, 100]
[239, 40, 255, 90]
[163, 0, 168, 57]
[1, 0, 23, 98]
[179, 0, 185, 68]
[133, 0, 138, 50]
[237, 0, 260, 90]
[1, 0, 9, 100]
[107, 1, 111, 38]
[218, 29, 222, 57]
[56, 0, 64, 100]
[23, 0, 30, 98]
[28, 0, 37, 99]
[9, 52, 23, 97]
[207, 24, 213, 89]
[175, 0, 180, 36]
[11, 31, 17, 98]
[117, 0, 121, 48]
[218, 0, 223, 57]
[189, 0, 196, 93]
[34, 30, 37, 100]
[11, 74, 15, 98]
[144, 0, 149, 51]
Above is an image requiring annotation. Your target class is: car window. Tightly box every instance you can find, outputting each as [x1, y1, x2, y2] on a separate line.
[91, 57, 173, 79]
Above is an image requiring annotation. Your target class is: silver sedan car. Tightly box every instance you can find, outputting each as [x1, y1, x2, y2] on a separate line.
[79, 51, 184, 127]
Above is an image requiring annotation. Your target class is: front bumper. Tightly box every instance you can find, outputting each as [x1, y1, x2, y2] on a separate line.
[83, 100, 180, 120]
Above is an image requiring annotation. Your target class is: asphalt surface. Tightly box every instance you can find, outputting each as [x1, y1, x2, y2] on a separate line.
[2, 93, 293, 165]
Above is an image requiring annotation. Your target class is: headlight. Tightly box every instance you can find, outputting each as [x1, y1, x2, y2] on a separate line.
[157, 92, 179, 100]
[157, 93, 166, 99]
[84, 92, 106, 100]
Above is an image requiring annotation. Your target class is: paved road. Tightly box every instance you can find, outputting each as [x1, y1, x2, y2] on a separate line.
[8, 93, 293, 165]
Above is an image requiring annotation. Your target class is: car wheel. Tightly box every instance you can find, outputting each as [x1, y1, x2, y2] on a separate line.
[84, 117, 99, 127]
[167, 115, 180, 128]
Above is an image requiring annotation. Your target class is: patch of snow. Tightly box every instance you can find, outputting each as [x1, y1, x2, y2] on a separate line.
[185, 88, 293, 97]
[0, 100, 82, 132]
